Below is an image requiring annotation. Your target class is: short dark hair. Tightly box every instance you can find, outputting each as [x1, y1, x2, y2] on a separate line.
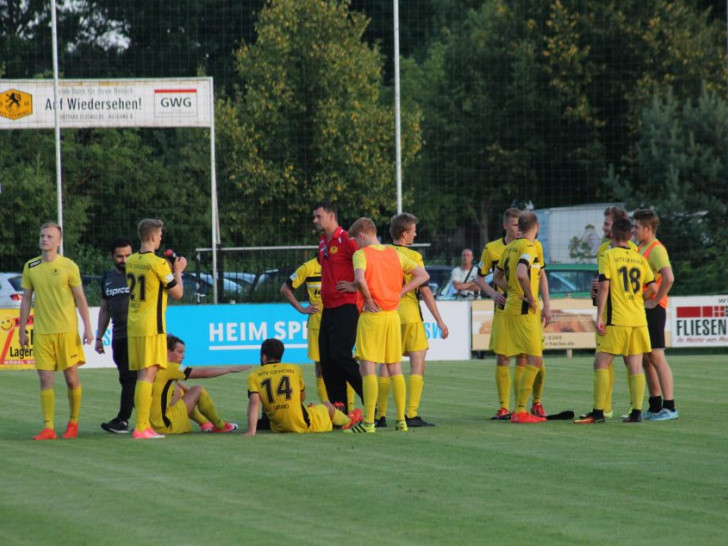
[604, 206, 628, 221]
[261, 338, 284, 362]
[633, 208, 659, 232]
[313, 200, 338, 219]
[611, 217, 632, 242]
[389, 212, 418, 240]
[167, 334, 184, 351]
[518, 211, 539, 233]
[109, 237, 133, 255]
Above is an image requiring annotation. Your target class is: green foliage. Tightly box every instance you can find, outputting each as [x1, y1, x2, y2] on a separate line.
[612, 85, 728, 294]
[217, 0, 421, 245]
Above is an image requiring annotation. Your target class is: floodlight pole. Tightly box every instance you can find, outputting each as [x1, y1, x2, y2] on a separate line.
[50, 0, 64, 254]
[393, 0, 402, 214]
[209, 77, 220, 304]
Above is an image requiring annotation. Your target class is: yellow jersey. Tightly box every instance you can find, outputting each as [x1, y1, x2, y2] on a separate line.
[248, 363, 311, 433]
[498, 238, 544, 316]
[21, 255, 82, 334]
[126, 251, 176, 336]
[287, 258, 322, 330]
[392, 244, 425, 324]
[599, 246, 655, 327]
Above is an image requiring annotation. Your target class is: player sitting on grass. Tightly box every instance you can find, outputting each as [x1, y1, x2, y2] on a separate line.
[244, 339, 362, 436]
[575, 218, 656, 424]
[150, 335, 250, 434]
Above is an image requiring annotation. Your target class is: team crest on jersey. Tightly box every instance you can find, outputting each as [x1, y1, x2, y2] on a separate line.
[330, 246, 339, 255]
[52, 268, 61, 276]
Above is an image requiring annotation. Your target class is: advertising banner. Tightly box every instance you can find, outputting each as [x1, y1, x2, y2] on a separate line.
[417, 300, 471, 361]
[0, 308, 34, 370]
[670, 295, 728, 348]
[0, 79, 213, 130]
[472, 298, 600, 351]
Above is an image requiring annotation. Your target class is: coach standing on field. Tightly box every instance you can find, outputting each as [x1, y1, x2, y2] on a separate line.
[313, 200, 363, 409]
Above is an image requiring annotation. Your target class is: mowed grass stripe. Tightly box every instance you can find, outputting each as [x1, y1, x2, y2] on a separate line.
[0, 354, 726, 545]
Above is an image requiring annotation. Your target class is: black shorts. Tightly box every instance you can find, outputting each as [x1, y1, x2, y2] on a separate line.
[645, 305, 666, 349]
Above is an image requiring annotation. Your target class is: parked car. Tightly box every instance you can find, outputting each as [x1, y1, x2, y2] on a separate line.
[435, 263, 596, 300]
[222, 272, 256, 294]
[0, 273, 23, 308]
[424, 265, 454, 294]
[246, 268, 296, 302]
[182, 273, 248, 303]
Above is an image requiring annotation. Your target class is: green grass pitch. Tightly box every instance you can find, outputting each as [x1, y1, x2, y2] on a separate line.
[1, 354, 726, 545]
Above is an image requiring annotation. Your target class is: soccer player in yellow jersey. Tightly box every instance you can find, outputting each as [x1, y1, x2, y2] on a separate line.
[19, 223, 93, 440]
[576, 217, 656, 424]
[126, 219, 187, 439]
[587, 206, 638, 419]
[151, 335, 250, 434]
[345, 217, 429, 434]
[280, 257, 356, 408]
[375, 213, 449, 428]
[244, 339, 361, 436]
[633, 209, 678, 421]
[476, 207, 538, 420]
[494, 212, 551, 424]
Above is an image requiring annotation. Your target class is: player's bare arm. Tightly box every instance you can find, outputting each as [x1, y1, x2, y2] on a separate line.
[18, 288, 33, 347]
[595, 278, 609, 335]
[645, 266, 673, 310]
[400, 265, 429, 299]
[244, 393, 261, 436]
[280, 282, 318, 314]
[355, 268, 379, 313]
[419, 285, 449, 339]
[516, 263, 537, 312]
[167, 256, 188, 300]
[72, 285, 94, 345]
[95, 298, 111, 354]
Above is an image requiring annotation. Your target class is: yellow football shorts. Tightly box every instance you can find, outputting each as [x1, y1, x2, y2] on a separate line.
[306, 403, 333, 433]
[596, 325, 651, 356]
[355, 310, 402, 364]
[502, 312, 543, 357]
[401, 321, 429, 355]
[489, 310, 507, 355]
[34, 332, 86, 371]
[151, 399, 193, 434]
[308, 326, 320, 362]
[128, 334, 169, 371]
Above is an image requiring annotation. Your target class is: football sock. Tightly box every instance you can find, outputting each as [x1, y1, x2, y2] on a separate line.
[198, 388, 225, 429]
[67, 385, 82, 422]
[376, 376, 391, 419]
[316, 376, 329, 402]
[604, 362, 615, 413]
[190, 408, 209, 426]
[134, 380, 153, 431]
[663, 399, 675, 411]
[406, 374, 424, 419]
[495, 365, 511, 410]
[630, 373, 646, 411]
[40, 388, 55, 430]
[513, 365, 525, 403]
[362, 374, 378, 424]
[331, 408, 350, 427]
[346, 383, 356, 413]
[391, 374, 407, 422]
[593, 369, 609, 411]
[648, 395, 662, 413]
[516, 365, 539, 412]
[532, 363, 546, 403]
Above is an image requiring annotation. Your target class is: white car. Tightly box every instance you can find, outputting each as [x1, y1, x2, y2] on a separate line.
[0, 273, 23, 308]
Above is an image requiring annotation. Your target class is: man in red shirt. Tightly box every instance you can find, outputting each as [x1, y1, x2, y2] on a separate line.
[313, 200, 362, 409]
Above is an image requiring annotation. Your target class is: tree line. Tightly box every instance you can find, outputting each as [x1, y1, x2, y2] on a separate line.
[1, 0, 726, 295]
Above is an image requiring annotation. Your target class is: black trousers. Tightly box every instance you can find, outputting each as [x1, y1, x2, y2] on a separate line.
[319, 304, 362, 408]
[112, 337, 137, 421]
